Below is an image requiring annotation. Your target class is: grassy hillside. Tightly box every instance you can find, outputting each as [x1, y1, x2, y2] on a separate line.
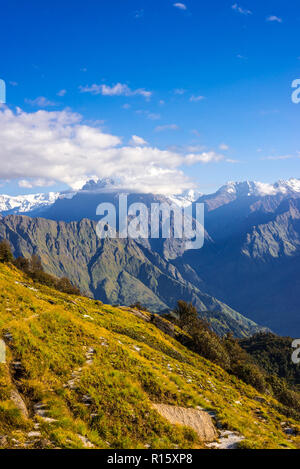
[0, 263, 299, 449]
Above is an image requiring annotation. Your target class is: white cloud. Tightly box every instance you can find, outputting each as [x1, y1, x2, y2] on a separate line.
[232, 3, 252, 15]
[147, 113, 161, 120]
[19, 178, 55, 189]
[185, 151, 224, 165]
[129, 135, 148, 146]
[0, 108, 224, 195]
[266, 15, 282, 23]
[25, 96, 57, 107]
[263, 155, 293, 161]
[190, 95, 205, 102]
[226, 158, 239, 164]
[219, 143, 229, 151]
[136, 110, 161, 120]
[155, 124, 179, 132]
[18, 179, 35, 189]
[80, 83, 152, 100]
[174, 88, 186, 95]
[57, 89, 67, 97]
[186, 145, 206, 153]
[173, 3, 187, 10]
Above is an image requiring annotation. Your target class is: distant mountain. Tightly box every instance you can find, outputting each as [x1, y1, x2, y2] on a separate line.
[181, 181, 300, 335]
[0, 192, 60, 215]
[168, 189, 203, 207]
[196, 179, 300, 214]
[0, 179, 202, 217]
[2, 178, 300, 335]
[1, 178, 300, 218]
[0, 214, 264, 337]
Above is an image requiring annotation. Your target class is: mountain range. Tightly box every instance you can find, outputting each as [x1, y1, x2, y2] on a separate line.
[1, 177, 300, 336]
[0, 214, 262, 337]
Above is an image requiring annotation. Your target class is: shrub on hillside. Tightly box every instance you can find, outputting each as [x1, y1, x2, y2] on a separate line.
[0, 240, 13, 263]
[267, 374, 300, 413]
[14, 254, 80, 296]
[231, 362, 267, 393]
[240, 332, 300, 388]
[223, 333, 267, 392]
[129, 302, 149, 312]
[173, 300, 230, 369]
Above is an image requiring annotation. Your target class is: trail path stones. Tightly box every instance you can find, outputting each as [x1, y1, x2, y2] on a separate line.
[206, 430, 245, 449]
[65, 346, 96, 390]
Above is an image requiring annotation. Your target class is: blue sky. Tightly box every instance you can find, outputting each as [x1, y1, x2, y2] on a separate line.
[0, 0, 300, 195]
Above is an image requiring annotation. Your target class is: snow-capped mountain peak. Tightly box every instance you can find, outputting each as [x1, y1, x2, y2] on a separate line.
[0, 178, 300, 216]
[0, 192, 60, 215]
[80, 178, 115, 192]
[221, 178, 300, 197]
[168, 189, 203, 207]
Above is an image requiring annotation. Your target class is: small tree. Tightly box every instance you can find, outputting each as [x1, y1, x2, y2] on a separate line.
[0, 240, 13, 263]
[14, 256, 30, 272]
[56, 277, 80, 295]
[174, 300, 199, 332]
[30, 254, 43, 274]
[173, 300, 230, 368]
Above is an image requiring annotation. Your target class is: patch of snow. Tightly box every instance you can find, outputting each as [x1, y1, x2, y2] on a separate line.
[168, 189, 203, 207]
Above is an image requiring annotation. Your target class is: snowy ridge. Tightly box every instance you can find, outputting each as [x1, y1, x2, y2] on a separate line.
[220, 178, 300, 197]
[168, 189, 203, 207]
[0, 192, 61, 214]
[0, 178, 300, 215]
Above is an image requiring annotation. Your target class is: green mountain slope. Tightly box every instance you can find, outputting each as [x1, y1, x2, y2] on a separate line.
[0, 215, 263, 337]
[0, 263, 299, 449]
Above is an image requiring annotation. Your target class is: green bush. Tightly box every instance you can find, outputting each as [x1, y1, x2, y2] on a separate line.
[173, 301, 230, 369]
[231, 363, 267, 393]
[0, 240, 13, 263]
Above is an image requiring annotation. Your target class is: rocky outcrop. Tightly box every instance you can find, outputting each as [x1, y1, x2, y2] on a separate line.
[152, 404, 218, 442]
[10, 389, 29, 419]
[151, 314, 175, 338]
[0, 339, 6, 364]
